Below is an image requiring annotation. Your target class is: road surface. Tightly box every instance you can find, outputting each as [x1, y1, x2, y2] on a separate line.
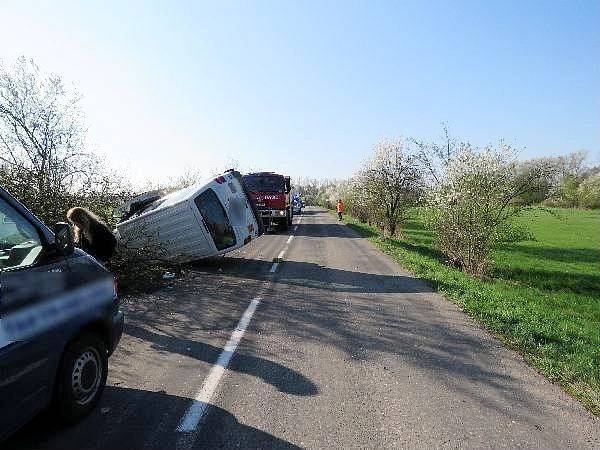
[6, 208, 599, 449]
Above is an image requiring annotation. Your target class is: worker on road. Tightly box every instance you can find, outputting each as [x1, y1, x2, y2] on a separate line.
[336, 199, 344, 221]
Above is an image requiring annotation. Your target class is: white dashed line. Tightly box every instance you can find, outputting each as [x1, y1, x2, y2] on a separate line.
[270, 262, 279, 273]
[293, 225, 298, 231]
[277, 250, 286, 260]
[176, 297, 262, 433]
[286, 235, 294, 244]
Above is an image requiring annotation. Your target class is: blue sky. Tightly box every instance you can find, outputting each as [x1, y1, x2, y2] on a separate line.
[1, 0, 598, 186]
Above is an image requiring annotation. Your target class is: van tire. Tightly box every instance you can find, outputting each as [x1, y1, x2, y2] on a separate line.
[54, 333, 108, 423]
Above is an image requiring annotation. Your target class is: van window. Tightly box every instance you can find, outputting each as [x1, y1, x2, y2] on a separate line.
[194, 189, 237, 250]
[0, 198, 43, 270]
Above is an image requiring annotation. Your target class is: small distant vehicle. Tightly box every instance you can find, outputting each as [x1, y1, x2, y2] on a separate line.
[0, 185, 123, 441]
[115, 170, 262, 262]
[243, 172, 293, 231]
[292, 194, 304, 215]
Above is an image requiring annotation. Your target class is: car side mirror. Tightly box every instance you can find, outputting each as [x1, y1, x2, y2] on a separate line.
[54, 222, 75, 256]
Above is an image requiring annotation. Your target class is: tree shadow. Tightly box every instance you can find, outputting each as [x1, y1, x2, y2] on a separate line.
[294, 209, 320, 216]
[192, 256, 433, 294]
[291, 222, 362, 238]
[187, 256, 532, 418]
[251, 275, 557, 429]
[492, 264, 600, 296]
[500, 244, 600, 265]
[383, 237, 446, 261]
[4, 386, 301, 450]
[125, 324, 318, 397]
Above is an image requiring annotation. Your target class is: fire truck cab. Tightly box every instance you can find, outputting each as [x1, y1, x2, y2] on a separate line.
[242, 172, 292, 231]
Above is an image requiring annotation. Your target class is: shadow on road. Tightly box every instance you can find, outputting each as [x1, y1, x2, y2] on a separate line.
[289, 223, 361, 238]
[4, 387, 301, 450]
[194, 256, 431, 294]
[126, 324, 319, 397]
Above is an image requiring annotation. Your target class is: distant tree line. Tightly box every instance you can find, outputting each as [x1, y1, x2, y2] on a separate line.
[293, 127, 599, 276]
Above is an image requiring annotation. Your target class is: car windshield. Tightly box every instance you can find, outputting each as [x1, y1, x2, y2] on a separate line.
[243, 176, 285, 193]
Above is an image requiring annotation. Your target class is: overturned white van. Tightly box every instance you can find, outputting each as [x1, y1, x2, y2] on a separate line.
[115, 170, 262, 263]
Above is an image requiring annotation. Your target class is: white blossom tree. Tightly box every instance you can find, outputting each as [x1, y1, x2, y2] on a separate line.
[577, 172, 600, 208]
[357, 138, 423, 235]
[424, 142, 544, 275]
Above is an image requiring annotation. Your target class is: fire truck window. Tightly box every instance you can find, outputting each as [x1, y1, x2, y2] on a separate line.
[194, 189, 237, 251]
[243, 176, 285, 193]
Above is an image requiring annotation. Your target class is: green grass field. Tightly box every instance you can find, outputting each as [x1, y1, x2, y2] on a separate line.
[345, 208, 600, 415]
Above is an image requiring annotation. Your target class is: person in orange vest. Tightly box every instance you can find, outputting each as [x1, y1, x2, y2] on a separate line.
[336, 199, 344, 221]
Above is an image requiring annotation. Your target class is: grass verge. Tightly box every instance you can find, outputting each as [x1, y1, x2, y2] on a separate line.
[343, 208, 600, 415]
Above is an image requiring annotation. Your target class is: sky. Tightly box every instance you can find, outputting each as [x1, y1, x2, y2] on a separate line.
[1, 0, 598, 187]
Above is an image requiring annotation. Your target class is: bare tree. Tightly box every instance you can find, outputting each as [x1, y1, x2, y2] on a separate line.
[559, 150, 588, 180]
[0, 57, 119, 224]
[412, 122, 460, 184]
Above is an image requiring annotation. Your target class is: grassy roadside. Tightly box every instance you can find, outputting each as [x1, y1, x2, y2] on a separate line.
[340, 208, 600, 415]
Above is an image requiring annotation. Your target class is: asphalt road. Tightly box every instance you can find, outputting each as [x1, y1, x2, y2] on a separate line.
[6, 208, 599, 449]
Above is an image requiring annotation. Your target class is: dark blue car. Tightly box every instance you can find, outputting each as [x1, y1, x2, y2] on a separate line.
[0, 186, 124, 441]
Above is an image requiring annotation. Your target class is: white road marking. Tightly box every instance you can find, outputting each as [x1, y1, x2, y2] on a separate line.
[293, 225, 298, 231]
[176, 297, 262, 433]
[270, 262, 279, 273]
[286, 235, 294, 244]
[277, 250, 286, 260]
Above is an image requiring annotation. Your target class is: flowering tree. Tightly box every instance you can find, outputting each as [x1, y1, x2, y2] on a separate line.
[424, 142, 546, 275]
[358, 138, 422, 235]
[577, 172, 600, 208]
[346, 174, 374, 223]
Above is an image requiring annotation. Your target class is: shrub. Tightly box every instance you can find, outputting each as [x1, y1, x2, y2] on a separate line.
[354, 138, 423, 236]
[577, 173, 600, 209]
[424, 143, 539, 276]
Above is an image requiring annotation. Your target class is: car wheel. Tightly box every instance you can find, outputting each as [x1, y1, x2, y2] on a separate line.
[54, 333, 108, 423]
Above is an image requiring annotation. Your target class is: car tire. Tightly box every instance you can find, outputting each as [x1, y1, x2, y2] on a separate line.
[54, 333, 108, 423]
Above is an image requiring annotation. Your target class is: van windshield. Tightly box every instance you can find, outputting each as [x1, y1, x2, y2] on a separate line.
[243, 176, 285, 193]
[194, 189, 237, 251]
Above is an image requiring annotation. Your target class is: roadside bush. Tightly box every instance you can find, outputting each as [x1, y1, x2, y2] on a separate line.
[577, 172, 600, 209]
[424, 143, 537, 276]
[108, 238, 174, 294]
[353, 138, 422, 236]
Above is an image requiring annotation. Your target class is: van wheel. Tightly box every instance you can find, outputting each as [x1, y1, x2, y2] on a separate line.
[54, 333, 108, 423]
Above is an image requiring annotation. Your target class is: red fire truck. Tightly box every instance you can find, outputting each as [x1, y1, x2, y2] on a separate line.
[242, 172, 292, 231]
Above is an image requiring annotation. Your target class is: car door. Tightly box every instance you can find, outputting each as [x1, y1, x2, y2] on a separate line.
[0, 196, 69, 439]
